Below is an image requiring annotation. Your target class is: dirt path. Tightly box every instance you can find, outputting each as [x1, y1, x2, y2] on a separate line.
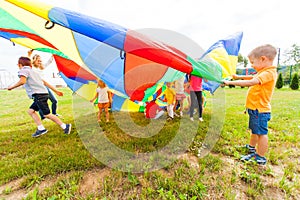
[0, 153, 294, 199]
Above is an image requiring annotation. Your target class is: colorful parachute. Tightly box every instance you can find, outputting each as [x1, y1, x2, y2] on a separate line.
[0, 0, 243, 110]
[201, 31, 243, 94]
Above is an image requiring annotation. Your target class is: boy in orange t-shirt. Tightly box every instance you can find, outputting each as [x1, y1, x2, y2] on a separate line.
[224, 44, 277, 165]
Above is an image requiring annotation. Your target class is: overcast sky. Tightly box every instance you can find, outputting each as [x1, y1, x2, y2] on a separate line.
[1, 0, 299, 78]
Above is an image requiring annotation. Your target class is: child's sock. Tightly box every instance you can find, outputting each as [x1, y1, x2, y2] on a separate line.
[60, 123, 66, 129]
[38, 125, 46, 130]
[246, 144, 256, 153]
[246, 144, 255, 150]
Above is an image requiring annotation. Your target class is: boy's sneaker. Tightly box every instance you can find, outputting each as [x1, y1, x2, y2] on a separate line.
[240, 153, 255, 162]
[180, 111, 183, 117]
[253, 154, 267, 165]
[190, 117, 194, 122]
[32, 129, 48, 138]
[199, 117, 204, 122]
[174, 113, 179, 117]
[64, 124, 72, 134]
[167, 117, 173, 121]
[240, 153, 267, 165]
[245, 144, 256, 154]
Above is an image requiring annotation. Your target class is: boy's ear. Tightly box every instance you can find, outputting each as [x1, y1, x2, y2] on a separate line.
[261, 55, 268, 61]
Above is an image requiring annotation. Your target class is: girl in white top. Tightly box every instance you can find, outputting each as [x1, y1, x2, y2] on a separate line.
[28, 50, 62, 120]
[90, 79, 112, 122]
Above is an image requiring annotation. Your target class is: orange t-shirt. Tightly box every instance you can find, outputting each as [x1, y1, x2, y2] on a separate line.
[246, 66, 277, 112]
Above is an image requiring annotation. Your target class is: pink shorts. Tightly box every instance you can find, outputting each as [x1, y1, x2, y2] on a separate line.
[176, 93, 186, 100]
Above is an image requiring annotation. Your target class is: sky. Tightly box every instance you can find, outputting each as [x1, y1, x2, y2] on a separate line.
[0, 0, 299, 80]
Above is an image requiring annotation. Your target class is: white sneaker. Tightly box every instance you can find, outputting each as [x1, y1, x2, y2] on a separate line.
[180, 111, 183, 117]
[190, 117, 194, 121]
[199, 118, 204, 122]
[174, 113, 179, 117]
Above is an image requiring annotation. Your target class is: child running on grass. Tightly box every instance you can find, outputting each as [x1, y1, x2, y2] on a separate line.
[223, 44, 277, 165]
[90, 79, 112, 122]
[8, 56, 71, 137]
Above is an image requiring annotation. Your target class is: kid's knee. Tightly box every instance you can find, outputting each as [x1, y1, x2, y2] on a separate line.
[44, 114, 51, 118]
[27, 109, 35, 115]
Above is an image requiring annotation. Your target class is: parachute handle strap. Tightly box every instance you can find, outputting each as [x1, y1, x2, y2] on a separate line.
[120, 50, 125, 60]
[45, 21, 55, 29]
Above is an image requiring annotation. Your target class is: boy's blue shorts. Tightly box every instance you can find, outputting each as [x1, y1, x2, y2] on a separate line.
[247, 109, 271, 135]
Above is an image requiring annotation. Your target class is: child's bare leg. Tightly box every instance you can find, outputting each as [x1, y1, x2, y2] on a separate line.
[105, 108, 109, 122]
[249, 133, 258, 147]
[179, 100, 184, 111]
[173, 100, 178, 112]
[186, 97, 191, 112]
[45, 114, 63, 126]
[256, 135, 268, 157]
[98, 108, 102, 122]
[28, 109, 42, 126]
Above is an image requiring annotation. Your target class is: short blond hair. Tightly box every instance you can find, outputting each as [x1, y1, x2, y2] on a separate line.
[248, 44, 277, 61]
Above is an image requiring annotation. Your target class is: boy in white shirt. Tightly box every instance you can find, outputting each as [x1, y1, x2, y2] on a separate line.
[8, 56, 71, 137]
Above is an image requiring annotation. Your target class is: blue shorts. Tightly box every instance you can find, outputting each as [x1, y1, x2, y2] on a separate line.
[247, 109, 271, 135]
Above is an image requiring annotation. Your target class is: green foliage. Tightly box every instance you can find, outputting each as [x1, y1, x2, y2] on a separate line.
[238, 53, 244, 63]
[21, 175, 44, 189]
[276, 73, 284, 89]
[2, 187, 12, 195]
[290, 73, 299, 90]
[284, 44, 300, 64]
[238, 53, 248, 67]
[39, 171, 83, 199]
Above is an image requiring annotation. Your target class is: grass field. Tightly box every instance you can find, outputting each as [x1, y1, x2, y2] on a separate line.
[0, 87, 299, 199]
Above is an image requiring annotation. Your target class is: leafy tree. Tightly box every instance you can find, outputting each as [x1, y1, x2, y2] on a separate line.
[281, 44, 300, 84]
[290, 73, 299, 90]
[284, 44, 300, 65]
[238, 53, 248, 68]
[276, 73, 283, 89]
[238, 53, 244, 63]
[288, 44, 300, 63]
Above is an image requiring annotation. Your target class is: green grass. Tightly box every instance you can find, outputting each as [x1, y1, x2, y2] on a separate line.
[0, 89, 102, 183]
[0, 87, 299, 199]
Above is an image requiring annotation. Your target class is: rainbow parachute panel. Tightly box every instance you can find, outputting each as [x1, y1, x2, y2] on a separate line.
[0, 0, 243, 111]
